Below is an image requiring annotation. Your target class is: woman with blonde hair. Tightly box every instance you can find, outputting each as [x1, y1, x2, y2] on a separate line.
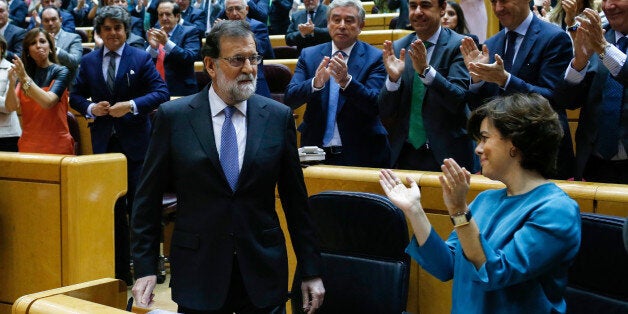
[6, 28, 73, 154]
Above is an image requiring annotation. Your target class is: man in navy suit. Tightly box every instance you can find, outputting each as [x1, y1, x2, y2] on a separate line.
[70, 6, 169, 285]
[217, 0, 266, 24]
[284, 0, 390, 168]
[131, 20, 325, 313]
[8, 0, 27, 28]
[285, 0, 331, 53]
[220, 0, 273, 97]
[0, 0, 25, 61]
[460, 0, 574, 179]
[147, 0, 200, 96]
[377, 0, 474, 171]
[177, 0, 207, 35]
[555, 7, 628, 184]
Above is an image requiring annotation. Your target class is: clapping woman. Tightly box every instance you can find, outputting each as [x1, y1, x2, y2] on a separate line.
[380, 93, 581, 312]
[6, 28, 74, 154]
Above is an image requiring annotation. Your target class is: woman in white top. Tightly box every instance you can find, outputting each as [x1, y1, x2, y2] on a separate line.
[0, 35, 22, 152]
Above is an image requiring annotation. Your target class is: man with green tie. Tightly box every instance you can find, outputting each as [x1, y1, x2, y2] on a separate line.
[377, 0, 474, 171]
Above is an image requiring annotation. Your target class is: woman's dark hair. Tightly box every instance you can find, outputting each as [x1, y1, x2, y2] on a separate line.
[94, 5, 131, 38]
[0, 34, 7, 60]
[468, 93, 564, 178]
[446, 1, 469, 35]
[202, 20, 252, 59]
[21, 28, 58, 75]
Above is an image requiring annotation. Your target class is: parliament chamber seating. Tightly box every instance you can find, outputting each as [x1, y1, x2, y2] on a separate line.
[67, 111, 81, 155]
[290, 191, 410, 313]
[263, 63, 293, 104]
[272, 46, 299, 59]
[566, 213, 628, 313]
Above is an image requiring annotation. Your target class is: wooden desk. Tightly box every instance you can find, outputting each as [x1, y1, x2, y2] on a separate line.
[0, 153, 126, 314]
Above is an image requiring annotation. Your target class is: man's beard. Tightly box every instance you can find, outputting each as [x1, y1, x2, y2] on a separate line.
[217, 65, 257, 102]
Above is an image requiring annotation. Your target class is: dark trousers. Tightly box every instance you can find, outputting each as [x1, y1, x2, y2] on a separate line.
[0, 136, 19, 152]
[582, 154, 628, 184]
[107, 135, 142, 284]
[178, 259, 286, 314]
[396, 142, 440, 171]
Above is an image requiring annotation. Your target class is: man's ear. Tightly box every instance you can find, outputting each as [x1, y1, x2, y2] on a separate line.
[204, 56, 216, 78]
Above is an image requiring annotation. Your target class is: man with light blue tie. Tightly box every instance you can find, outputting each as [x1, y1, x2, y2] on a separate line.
[460, 0, 574, 179]
[555, 7, 628, 184]
[284, 0, 390, 168]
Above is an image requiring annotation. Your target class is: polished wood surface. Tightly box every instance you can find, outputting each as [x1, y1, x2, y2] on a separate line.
[0, 154, 126, 311]
[12, 278, 127, 314]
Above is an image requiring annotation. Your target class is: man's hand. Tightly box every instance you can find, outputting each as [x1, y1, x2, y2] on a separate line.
[147, 28, 168, 48]
[313, 56, 331, 88]
[467, 54, 509, 87]
[92, 101, 110, 116]
[562, 0, 577, 26]
[407, 39, 429, 75]
[382, 40, 405, 82]
[577, 8, 607, 55]
[571, 24, 594, 71]
[132, 275, 157, 308]
[328, 53, 349, 88]
[460, 37, 490, 83]
[109, 101, 132, 117]
[301, 277, 325, 313]
[298, 20, 315, 37]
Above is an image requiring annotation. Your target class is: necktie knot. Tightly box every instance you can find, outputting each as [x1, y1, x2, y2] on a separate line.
[423, 41, 433, 49]
[333, 50, 347, 58]
[224, 105, 236, 119]
[107, 51, 117, 58]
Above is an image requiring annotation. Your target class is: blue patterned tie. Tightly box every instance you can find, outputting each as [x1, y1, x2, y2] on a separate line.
[106, 51, 117, 95]
[220, 106, 239, 191]
[502, 31, 518, 72]
[323, 51, 347, 146]
[596, 37, 628, 159]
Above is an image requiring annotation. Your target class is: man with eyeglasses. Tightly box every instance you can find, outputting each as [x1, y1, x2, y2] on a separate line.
[284, 0, 391, 168]
[285, 0, 331, 53]
[131, 20, 325, 313]
[216, 0, 273, 97]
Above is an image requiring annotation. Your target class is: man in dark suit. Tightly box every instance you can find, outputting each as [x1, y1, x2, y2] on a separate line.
[284, 0, 390, 168]
[377, 0, 474, 171]
[460, 0, 574, 179]
[0, 0, 25, 61]
[40, 0, 76, 32]
[8, 0, 27, 28]
[177, 0, 207, 35]
[217, 0, 266, 24]
[41, 6, 82, 82]
[220, 0, 273, 97]
[285, 0, 330, 53]
[131, 20, 325, 313]
[555, 8, 628, 184]
[69, 6, 169, 285]
[268, 0, 291, 35]
[147, 0, 200, 96]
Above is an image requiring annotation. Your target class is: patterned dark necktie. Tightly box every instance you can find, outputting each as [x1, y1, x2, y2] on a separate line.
[106, 51, 117, 94]
[220, 106, 239, 191]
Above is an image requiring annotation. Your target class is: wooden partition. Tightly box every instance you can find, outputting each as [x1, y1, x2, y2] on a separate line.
[274, 165, 627, 314]
[12, 278, 127, 314]
[0, 153, 126, 314]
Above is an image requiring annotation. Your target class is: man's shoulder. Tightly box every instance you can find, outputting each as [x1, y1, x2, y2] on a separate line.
[59, 29, 81, 41]
[249, 94, 289, 113]
[5, 23, 25, 34]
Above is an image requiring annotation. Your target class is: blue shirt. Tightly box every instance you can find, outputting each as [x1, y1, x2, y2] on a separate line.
[407, 182, 581, 313]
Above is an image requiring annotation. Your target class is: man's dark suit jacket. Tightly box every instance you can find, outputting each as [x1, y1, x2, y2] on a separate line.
[155, 24, 200, 96]
[217, 0, 268, 24]
[285, 5, 330, 53]
[248, 17, 273, 98]
[180, 5, 207, 35]
[9, 0, 28, 28]
[555, 29, 628, 180]
[284, 40, 391, 168]
[468, 15, 575, 179]
[378, 29, 475, 170]
[132, 88, 322, 310]
[70, 43, 169, 162]
[3, 23, 25, 61]
[268, 0, 291, 35]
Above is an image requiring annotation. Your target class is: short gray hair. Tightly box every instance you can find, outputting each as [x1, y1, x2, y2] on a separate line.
[327, 0, 365, 24]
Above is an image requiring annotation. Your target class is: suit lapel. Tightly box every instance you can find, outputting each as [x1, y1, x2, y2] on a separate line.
[239, 96, 270, 182]
[402, 35, 415, 89]
[320, 43, 333, 114]
[187, 87, 223, 174]
[339, 41, 365, 112]
[511, 16, 540, 74]
[314, 5, 326, 25]
[492, 30, 507, 63]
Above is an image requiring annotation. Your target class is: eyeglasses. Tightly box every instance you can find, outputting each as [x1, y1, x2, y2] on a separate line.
[219, 55, 263, 67]
[226, 6, 246, 12]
